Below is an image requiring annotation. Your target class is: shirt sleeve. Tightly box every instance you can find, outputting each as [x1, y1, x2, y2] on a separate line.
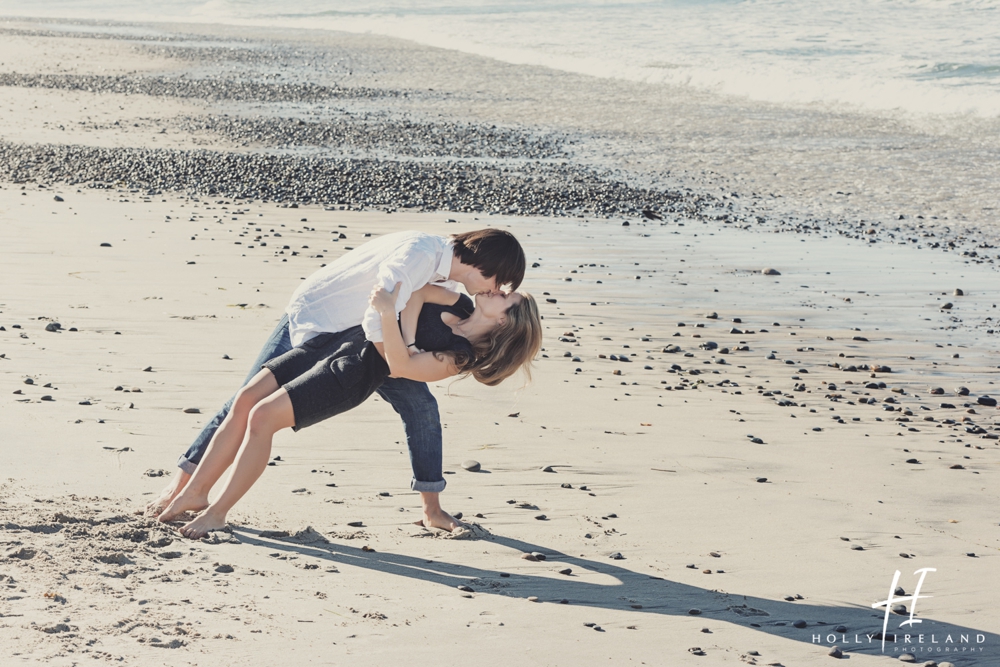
[362, 244, 440, 343]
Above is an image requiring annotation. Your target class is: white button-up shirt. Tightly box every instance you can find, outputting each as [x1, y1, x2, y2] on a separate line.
[285, 230, 457, 347]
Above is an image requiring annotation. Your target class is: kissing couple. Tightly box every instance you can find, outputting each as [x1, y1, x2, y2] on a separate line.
[144, 228, 542, 539]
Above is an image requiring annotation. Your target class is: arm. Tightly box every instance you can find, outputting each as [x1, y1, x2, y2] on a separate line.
[371, 283, 458, 383]
[361, 242, 442, 343]
[399, 284, 463, 351]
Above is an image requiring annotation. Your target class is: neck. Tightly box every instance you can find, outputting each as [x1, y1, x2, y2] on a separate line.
[454, 310, 494, 342]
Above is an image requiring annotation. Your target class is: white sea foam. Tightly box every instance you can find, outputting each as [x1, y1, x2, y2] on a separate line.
[4, 0, 999, 117]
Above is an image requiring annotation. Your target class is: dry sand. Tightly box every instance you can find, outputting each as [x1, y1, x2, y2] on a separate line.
[2, 17, 999, 667]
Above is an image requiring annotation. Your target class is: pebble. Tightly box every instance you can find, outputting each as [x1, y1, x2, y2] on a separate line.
[609, 552, 624, 560]
[540, 465, 555, 472]
[793, 620, 807, 628]
[558, 568, 572, 575]
[461, 460, 481, 472]
[534, 514, 547, 520]
[456, 585, 473, 593]
[898, 654, 916, 662]
[828, 646, 843, 658]
[527, 596, 539, 602]
[41, 395, 54, 401]
[44, 322, 61, 332]
[687, 608, 702, 615]
[977, 396, 997, 407]
[214, 564, 234, 573]
[183, 407, 201, 414]
[762, 268, 780, 275]
[956, 387, 970, 396]
[346, 521, 364, 527]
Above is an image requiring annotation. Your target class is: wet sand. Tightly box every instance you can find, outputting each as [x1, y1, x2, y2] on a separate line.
[1, 17, 998, 667]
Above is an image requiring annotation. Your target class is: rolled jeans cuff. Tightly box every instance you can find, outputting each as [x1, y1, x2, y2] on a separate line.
[177, 454, 198, 475]
[411, 477, 446, 493]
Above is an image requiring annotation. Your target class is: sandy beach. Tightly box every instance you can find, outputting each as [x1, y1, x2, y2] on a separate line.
[2, 17, 999, 667]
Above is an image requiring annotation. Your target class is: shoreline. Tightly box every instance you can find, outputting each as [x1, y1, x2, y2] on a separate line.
[1, 16, 998, 667]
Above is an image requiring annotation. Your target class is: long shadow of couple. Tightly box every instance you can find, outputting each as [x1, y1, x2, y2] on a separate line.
[231, 525, 995, 665]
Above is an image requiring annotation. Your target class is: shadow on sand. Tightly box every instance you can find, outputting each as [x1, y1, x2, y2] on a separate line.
[231, 526, 994, 665]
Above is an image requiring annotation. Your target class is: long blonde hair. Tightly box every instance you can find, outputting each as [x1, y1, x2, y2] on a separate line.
[443, 293, 543, 386]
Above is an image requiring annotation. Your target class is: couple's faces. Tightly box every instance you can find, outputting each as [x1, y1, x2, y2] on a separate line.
[463, 269, 499, 296]
[476, 290, 523, 321]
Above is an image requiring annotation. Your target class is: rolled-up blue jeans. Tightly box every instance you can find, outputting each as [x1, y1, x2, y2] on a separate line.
[177, 315, 446, 493]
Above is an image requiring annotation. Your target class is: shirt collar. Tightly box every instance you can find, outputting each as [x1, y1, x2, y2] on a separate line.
[436, 239, 454, 281]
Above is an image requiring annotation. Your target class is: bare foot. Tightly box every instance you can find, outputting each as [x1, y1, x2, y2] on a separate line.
[140, 470, 192, 518]
[179, 510, 228, 540]
[415, 508, 465, 532]
[157, 487, 209, 524]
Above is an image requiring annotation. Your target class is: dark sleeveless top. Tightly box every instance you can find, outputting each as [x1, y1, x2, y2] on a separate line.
[410, 293, 475, 358]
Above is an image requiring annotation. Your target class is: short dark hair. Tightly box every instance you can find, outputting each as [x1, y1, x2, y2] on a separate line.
[450, 229, 525, 290]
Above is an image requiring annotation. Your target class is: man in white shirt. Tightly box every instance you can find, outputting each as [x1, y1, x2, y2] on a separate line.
[147, 228, 525, 527]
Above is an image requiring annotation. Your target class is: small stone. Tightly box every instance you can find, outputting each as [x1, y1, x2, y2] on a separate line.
[835, 625, 848, 633]
[100, 242, 112, 247]
[461, 460, 481, 472]
[793, 620, 807, 628]
[535, 514, 547, 521]
[346, 521, 364, 528]
[560, 483, 573, 489]
[828, 646, 843, 658]
[215, 564, 234, 573]
[851, 545, 864, 551]
[457, 585, 473, 592]
[930, 387, 944, 395]
[762, 268, 781, 275]
[53, 195, 64, 202]
[688, 608, 702, 615]
[756, 477, 767, 483]
[23, 378, 34, 385]
[609, 552, 624, 560]
[183, 408, 201, 414]
[977, 396, 997, 407]
[558, 568, 572, 575]
[541, 465, 555, 472]
[527, 596, 539, 602]
[898, 654, 916, 662]
[41, 395, 54, 401]
[142, 366, 153, 372]
[44, 322, 61, 332]
[688, 647, 706, 656]
[940, 303, 953, 310]
[521, 553, 539, 561]
[956, 386, 970, 396]
[954, 288, 964, 296]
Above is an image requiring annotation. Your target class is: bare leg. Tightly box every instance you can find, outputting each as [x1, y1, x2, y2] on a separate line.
[416, 492, 465, 532]
[142, 469, 192, 517]
[179, 389, 295, 539]
[158, 369, 280, 523]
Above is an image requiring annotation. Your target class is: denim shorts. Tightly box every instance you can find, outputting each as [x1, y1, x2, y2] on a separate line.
[263, 326, 390, 431]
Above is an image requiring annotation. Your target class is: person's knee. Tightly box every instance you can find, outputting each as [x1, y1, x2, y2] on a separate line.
[247, 401, 279, 435]
[233, 385, 257, 414]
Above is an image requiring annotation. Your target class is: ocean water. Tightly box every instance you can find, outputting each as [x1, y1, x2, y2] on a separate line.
[3, 0, 999, 118]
